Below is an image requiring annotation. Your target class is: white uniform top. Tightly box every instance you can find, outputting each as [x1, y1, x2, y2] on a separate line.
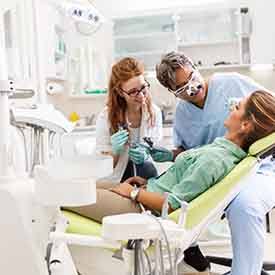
[96, 103, 163, 182]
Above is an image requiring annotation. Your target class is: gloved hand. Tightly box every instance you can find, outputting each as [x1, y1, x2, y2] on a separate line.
[150, 147, 174, 162]
[129, 145, 149, 165]
[111, 129, 129, 155]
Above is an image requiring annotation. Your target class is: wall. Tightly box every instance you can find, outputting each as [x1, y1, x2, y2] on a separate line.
[47, 0, 275, 122]
[248, 0, 275, 64]
[45, 0, 114, 120]
[94, 0, 230, 18]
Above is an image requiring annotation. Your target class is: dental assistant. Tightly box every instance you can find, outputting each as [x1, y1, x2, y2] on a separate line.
[155, 51, 275, 275]
[96, 57, 162, 182]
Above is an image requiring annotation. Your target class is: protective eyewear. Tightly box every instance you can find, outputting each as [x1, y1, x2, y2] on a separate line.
[168, 71, 202, 97]
[121, 81, 150, 97]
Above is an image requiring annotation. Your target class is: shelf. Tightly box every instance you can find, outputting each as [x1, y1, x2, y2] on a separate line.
[115, 50, 170, 58]
[145, 64, 251, 77]
[69, 94, 107, 99]
[178, 39, 238, 48]
[46, 75, 66, 81]
[114, 31, 175, 40]
[198, 64, 251, 71]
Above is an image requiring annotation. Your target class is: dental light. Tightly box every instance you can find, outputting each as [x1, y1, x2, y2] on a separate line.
[58, 1, 105, 35]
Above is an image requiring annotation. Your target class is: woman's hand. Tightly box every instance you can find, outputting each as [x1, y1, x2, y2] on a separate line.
[111, 130, 129, 155]
[128, 145, 149, 164]
[125, 176, 147, 187]
[110, 182, 134, 198]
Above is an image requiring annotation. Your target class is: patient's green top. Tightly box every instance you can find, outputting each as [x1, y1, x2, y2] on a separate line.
[147, 137, 247, 209]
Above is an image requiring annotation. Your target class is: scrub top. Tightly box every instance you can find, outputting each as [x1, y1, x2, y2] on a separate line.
[147, 137, 247, 209]
[173, 72, 264, 149]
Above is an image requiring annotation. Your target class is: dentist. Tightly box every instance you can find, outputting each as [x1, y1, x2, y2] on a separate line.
[153, 51, 275, 275]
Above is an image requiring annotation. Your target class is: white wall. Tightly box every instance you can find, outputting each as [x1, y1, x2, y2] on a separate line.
[249, 0, 275, 64]
[94, 0, 230, 18]
[48, 0, 275, 120]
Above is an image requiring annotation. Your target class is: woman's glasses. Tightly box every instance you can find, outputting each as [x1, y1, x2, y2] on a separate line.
[121, 81, 150, 97]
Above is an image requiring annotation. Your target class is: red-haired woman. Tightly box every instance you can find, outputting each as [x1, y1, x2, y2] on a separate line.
[96, 57, 162, 182]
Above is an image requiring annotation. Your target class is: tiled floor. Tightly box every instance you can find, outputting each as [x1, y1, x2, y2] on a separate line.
[200, 209, 275, 275]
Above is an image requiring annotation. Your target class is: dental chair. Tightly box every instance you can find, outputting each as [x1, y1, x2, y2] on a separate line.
[61, 132, 275, 275]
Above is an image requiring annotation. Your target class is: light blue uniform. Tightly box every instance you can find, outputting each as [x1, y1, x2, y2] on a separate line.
[173, 72, 275, 275]
[173, 72, 263, 149]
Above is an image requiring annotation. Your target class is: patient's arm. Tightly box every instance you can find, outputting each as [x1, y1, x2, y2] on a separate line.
[137, 189, 174, 213]
[111, 182, 173, 213]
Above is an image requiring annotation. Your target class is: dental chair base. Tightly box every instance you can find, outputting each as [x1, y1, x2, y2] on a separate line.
[0, 177, 51, 275]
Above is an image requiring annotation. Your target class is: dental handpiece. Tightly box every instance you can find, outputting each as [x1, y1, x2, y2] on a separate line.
[129, 142, 138, 177]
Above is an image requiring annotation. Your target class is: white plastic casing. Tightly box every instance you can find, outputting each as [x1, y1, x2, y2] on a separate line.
[34, 155, 112, 206]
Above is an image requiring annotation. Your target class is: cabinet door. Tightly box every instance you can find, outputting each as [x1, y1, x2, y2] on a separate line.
[2, 0, 36, 82]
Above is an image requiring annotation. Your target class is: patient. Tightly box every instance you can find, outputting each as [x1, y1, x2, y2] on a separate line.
[66, 90, 275, 223]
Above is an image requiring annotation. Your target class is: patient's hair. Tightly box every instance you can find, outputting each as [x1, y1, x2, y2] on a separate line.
[156, 51, 195, 91]
[242, 90, 275, 151]
[107, 57, 154, 133]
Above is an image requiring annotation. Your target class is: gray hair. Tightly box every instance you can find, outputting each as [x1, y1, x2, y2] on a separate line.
[156, 51, 195, 91]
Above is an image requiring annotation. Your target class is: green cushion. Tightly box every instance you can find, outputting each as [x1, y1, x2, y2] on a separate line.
[249, 132, 275, 156]
[63, 210, 102, 236]
[169, 156, 256, 229]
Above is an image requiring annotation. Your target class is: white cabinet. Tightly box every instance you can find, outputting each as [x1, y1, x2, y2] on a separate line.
[113, 13, 177, 70]
[113, 7, 252, 71]
[2, 0, 36, 83]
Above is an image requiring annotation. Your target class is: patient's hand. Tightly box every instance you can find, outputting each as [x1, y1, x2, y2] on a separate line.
[110, 182, 133, 198]
[125, 176, 147, 187]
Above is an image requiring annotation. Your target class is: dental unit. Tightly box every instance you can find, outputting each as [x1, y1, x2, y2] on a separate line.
[1, 63, 275, 275]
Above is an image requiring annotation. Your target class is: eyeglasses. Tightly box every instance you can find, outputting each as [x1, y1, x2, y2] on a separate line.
[168, 71, 200, 97]
[121, 81, 150, 97]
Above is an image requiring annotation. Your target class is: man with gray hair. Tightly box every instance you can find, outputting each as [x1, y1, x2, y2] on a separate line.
[152, 51, 274, 275]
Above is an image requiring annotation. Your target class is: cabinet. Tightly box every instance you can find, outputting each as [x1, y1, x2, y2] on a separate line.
[113, 7, 252, 71]
[113, 13, 177, 71]
[2, 0, 36, 83]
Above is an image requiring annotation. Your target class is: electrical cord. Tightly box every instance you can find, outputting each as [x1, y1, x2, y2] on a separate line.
[143, 248, 152, 275]
[146, 212, 175, 275]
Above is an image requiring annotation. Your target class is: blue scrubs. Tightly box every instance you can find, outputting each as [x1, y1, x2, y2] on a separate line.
[173, 72, 273, 275]
[173, 72, 263, 149]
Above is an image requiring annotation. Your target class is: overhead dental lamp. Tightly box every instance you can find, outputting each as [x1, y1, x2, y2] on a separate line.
[58, 1, 105, 35]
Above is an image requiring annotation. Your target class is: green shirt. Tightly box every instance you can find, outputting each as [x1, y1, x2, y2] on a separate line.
[147, 137, 247, 210]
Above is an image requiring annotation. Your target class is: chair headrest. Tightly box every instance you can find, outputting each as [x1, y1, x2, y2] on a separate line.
[249, 132, 275, 156]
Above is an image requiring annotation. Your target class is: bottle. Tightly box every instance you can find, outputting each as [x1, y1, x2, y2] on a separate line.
[69, 111, 80, 122]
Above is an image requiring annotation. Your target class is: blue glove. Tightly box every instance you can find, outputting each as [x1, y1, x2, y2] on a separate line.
[150, 147, 173, 162]
[129, 145, 149, 165]
[111, 129, 129, 155]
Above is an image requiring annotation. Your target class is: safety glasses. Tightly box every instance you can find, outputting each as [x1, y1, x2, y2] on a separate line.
[168, 70, 200, 97]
